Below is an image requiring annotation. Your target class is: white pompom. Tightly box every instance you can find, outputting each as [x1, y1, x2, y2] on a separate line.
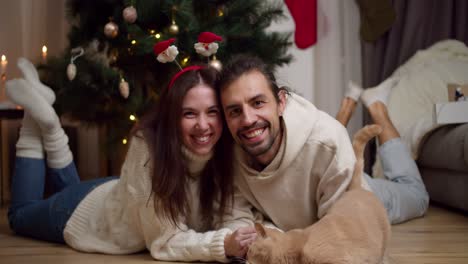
[67, 63, 77, 81]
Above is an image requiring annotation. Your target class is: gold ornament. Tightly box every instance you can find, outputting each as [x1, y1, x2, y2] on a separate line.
[217, 6, 225, 17]
[209, 56, 222, 71]
[104, 21, 119, 39]
[122, 6, 137, 23]
[119, 78, 130, 99]
[169, 22, 179, 35]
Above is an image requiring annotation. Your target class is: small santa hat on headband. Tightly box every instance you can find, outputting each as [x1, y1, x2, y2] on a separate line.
[194, 32, 223, 57]
[153, 38, 179, 63]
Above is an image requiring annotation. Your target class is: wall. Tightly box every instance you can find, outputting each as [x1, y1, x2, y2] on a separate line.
[268, 3, 315, 102]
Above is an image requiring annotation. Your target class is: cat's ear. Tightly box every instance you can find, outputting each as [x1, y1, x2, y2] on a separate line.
[255, 223, 267, 238]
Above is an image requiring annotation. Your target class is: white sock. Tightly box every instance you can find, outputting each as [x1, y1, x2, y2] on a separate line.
[361, 77, 399, 107]
[17, 57, 56, 104]
[15, 113, 44, 159]
[6, 79, 72, 168]
[6, 79, 58, 131]
[345, 81, 364, 102]
[43, 127, 73, 169]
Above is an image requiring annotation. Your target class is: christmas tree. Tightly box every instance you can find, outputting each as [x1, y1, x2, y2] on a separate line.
[39, 0, 292, 149]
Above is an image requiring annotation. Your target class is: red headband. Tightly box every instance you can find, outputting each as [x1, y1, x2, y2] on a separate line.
[168, 65, 205, 90]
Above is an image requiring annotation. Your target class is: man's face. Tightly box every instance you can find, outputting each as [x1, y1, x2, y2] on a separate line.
[221, 70, 286, 166]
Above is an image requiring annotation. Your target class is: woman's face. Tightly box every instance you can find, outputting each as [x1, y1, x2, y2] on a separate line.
[180, 84, 222, 155]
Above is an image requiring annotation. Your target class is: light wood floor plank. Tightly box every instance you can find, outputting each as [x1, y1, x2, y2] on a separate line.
[1, 205, 467, 263]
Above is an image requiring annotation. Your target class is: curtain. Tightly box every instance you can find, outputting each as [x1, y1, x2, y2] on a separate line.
[362, 0, 468, 89]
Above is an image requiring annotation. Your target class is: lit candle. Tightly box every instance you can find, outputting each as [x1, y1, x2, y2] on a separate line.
[42, 45, 48, 62]
[1, 55, 7, 75]
[1, 54, 7, 101]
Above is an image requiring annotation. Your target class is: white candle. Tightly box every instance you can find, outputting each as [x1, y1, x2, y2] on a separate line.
[42, 45, 47, 62]
[1, 55, 7, 75]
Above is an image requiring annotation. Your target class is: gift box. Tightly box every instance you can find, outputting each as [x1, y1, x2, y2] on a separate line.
[433, 101, 468, 125]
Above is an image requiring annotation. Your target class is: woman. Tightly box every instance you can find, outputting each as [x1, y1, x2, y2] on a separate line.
[336, 79, 429, 224]
[6, 58, 256, 262]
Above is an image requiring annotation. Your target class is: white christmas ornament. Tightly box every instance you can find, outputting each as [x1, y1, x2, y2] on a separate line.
[67, 63, 77, 80]
[119, 78, 129, 99]
[123, 6, 137, 23]
[157, 46, 179, 63]
[67, 47, 84, 81]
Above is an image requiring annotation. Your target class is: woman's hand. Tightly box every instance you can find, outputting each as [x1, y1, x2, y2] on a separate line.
[224, 226, 257, 257]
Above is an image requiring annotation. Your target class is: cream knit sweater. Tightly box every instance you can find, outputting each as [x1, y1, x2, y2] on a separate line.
[233, 93, 369, 231]
[63, 136, 254, 262]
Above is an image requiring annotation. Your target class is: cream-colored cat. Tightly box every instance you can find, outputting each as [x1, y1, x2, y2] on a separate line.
[247, 124, 391, 264]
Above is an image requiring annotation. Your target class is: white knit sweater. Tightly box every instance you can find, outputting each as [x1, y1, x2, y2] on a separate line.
[233, 93, 369, 231]
[63, 136, 254, 262]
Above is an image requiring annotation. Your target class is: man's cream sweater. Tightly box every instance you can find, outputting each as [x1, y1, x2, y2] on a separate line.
[233, 93, 368, 231]
[63, 136, 254, 262]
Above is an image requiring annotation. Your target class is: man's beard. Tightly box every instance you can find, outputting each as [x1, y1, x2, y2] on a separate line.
[237, 121, 278, 157]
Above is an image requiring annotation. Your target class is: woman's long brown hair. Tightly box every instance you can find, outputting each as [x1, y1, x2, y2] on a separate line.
[134, 66, 234, 229]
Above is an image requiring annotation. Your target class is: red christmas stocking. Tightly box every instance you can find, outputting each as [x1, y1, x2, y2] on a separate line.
[284, 0, 317, 49]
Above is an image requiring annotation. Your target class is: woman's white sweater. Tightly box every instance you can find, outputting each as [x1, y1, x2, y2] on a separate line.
[63, 136, 254, 262]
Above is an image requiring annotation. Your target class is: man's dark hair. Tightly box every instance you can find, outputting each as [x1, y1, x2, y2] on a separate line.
[217, 54, 290, 102]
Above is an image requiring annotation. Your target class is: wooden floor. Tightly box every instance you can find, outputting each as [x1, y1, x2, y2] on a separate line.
[0, 205, 467, 264]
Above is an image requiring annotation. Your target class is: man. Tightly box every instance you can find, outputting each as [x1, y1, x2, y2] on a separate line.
[217, 55, 364, 231]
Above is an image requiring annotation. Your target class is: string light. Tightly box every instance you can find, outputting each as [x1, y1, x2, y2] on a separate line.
[217, 8, 224, 17]
[131, 40, 137, 45]
[149, 29, 156, 34]
[155, 33, 161, 39]
[129, 114, 136, 121]
[122, 138, 128, 145]
[181, 56, 190, 66]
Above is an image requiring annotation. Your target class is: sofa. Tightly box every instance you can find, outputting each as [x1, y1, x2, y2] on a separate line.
[417, 123, 468, 212]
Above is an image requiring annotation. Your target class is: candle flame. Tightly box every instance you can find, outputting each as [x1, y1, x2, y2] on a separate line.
[42, 45, 48, 53]
[1, 55, 5, 62]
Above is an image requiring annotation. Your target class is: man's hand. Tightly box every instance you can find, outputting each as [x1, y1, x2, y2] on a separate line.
[224, 226, 257, 257]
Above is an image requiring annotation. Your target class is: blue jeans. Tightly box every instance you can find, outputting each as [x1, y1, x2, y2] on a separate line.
[365, 138, 429, 224]
[8, 157, 116, 243]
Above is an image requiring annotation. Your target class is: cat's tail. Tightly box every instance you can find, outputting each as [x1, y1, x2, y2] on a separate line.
[348, 124, 382, 190]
